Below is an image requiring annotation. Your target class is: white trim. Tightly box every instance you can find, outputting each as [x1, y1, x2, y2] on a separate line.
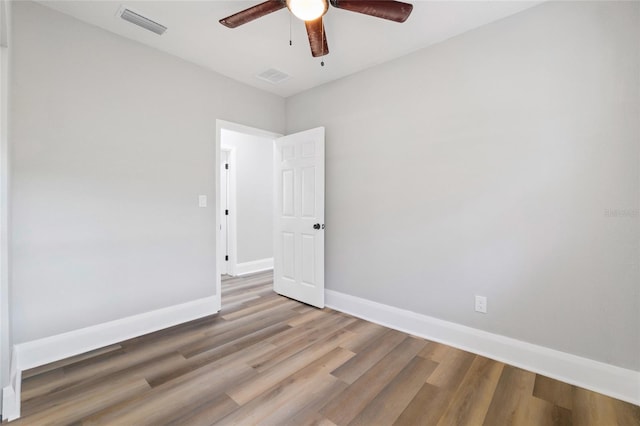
[235, 258, 274, 276]
[217, 120, 283, 140]
[2, 350, 20, 421]
[220, 148, 229, 275]
[5, 296, 217, 420]
[220, 145, 237, 277]
[325, 289, 640, 406]
[0, 0, 11, 418]
[2, 381, 18, 422]
[14, 296, 218, 371]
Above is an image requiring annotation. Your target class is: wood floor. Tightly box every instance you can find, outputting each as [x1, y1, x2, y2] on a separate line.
[13, 271, 640, 425]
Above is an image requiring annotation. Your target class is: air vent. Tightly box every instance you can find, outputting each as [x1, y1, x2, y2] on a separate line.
[118, 6, 167, 35]
[257, 68, 291, 85]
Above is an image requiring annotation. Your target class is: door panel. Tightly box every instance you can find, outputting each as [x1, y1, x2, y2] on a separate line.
[273, 127, 325, 308]
[282, 169, 295, 216]
[282, 232, 295, 279]
[301, 166, 316, 217]
[301, 234, 315, 285]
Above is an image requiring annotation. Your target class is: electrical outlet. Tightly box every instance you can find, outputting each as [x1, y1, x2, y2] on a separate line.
[475, 295, 487, 314]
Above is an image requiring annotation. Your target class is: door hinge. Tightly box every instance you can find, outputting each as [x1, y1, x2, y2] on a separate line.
[225, 209, 229, 215]
[225, 255, 229, 261]
[225, 163, 229, 170]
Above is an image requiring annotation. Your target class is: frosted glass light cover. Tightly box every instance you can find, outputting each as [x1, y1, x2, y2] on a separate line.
[287, 0, 328, 21]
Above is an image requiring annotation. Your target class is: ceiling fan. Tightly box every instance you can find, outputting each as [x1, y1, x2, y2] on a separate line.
[219, 0, 414, 58]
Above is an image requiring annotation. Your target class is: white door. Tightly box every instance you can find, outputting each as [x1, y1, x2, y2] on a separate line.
[273, 127, 325, 308]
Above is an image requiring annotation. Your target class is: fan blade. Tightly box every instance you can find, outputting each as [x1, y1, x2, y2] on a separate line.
[219, 0, 286, 28]
[329, 0, 413, 23]
[305, 18, 329, 57]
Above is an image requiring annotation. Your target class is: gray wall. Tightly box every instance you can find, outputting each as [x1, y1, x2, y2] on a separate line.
[10, 2, 284, 343]
[222, 129, 274, 264]
[286, 1, 640, 371]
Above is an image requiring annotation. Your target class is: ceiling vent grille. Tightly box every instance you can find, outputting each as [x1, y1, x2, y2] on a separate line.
[257, 69, 291, 85]
[118, 7, 167, 35]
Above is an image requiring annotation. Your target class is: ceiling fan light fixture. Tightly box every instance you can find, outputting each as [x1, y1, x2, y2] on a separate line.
[219, 0, 414, 58]
[286, 0, 328, 21]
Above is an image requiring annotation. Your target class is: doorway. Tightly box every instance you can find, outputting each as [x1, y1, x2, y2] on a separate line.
[215, 120, 281, 309]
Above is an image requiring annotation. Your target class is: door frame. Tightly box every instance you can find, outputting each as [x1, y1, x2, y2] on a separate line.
[219, 146, 236, 276]
[0, 0, 11, 418]
[215, 120, 281, 310]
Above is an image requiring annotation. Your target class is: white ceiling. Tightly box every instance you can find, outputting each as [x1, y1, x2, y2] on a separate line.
[39, 1, 542, 98]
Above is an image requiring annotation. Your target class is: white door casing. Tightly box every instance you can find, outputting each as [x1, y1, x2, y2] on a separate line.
[220, 150, 229, 275]
[273, 127, 325, 308]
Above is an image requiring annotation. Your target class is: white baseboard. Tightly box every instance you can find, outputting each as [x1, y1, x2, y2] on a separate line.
[15, 295, 219, 372]
[325, 289, 640, 406]
[6, 295, 219, 421]
[4, 295, 219, 421]
[235, 257, 273, 276]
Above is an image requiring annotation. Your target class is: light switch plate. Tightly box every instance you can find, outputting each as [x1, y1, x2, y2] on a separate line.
[198, 195, 207, 207]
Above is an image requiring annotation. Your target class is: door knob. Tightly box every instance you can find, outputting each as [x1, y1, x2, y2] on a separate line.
[313, 223, 321, 230]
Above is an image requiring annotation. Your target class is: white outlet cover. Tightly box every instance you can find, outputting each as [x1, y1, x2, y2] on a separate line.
[475, 295, 487, 314]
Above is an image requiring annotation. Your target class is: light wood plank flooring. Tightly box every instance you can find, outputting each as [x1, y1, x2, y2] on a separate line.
[12, 271, 640, 425]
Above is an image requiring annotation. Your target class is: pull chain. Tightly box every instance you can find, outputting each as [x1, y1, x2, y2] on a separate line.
[320, 16, 325, 67]
[289, 13, 292, 46]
